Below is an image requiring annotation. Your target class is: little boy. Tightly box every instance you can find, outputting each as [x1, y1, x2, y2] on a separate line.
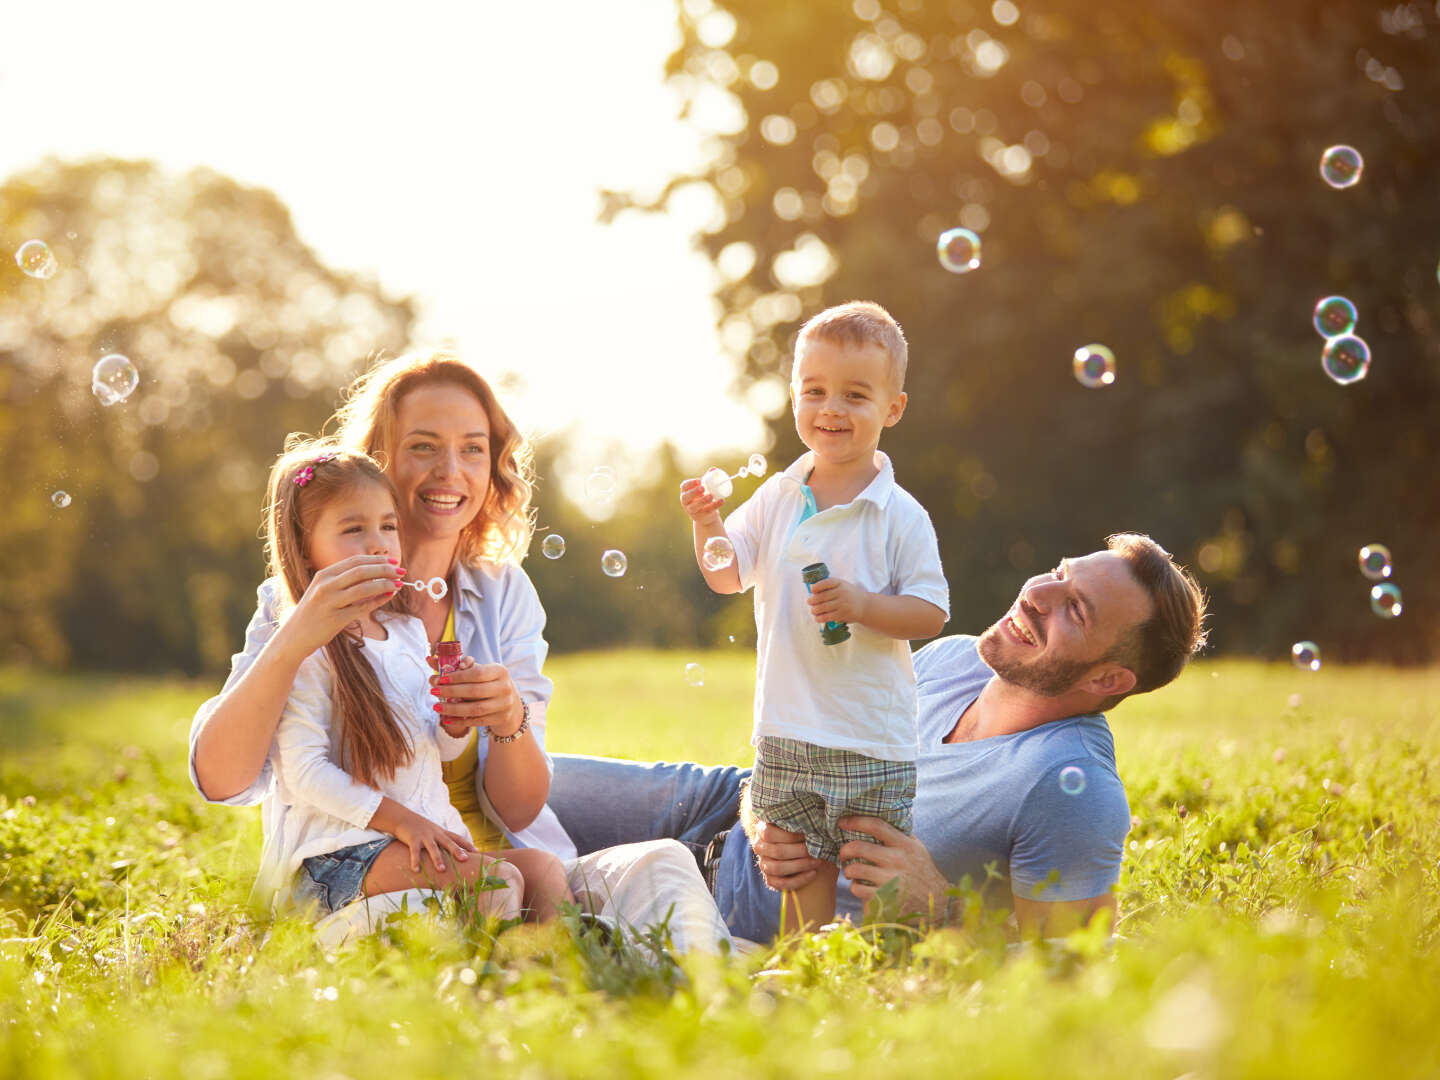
[680, 301, 949, 931]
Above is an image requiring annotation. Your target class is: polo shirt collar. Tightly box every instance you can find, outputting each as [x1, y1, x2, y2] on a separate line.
[779, 450, 897, 508]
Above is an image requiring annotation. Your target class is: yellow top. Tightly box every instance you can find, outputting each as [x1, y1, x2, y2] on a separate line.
[434, 594, 508, 852]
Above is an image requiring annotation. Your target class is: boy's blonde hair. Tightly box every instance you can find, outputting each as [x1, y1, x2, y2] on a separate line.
[263, 438, 414, 787]
[328, 350, 535, 566]
[794, 301, 909, 391]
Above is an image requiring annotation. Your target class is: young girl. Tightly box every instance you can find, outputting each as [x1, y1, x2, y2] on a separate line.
[251, 439, 573, 923]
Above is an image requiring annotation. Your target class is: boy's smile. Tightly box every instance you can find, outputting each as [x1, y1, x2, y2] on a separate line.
[790, 338, 906, 469]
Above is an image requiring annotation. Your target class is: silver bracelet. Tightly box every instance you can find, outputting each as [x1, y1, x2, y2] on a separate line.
[490, 701, 531, 744]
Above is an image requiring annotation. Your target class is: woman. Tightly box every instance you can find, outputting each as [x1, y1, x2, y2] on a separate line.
[189, 350, 729, 952]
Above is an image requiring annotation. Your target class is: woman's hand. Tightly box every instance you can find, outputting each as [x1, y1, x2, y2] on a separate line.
[430, 659, 525, 736]
[285, 553, 404, 653]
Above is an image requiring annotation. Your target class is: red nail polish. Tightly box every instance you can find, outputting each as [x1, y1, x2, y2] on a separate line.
[387, 558, 398, 564]
[433, 704, 443, 712]
[437, 676, 451, 685]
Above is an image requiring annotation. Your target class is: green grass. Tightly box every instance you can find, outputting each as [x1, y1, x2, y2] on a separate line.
[2, 653, 1438, 1079]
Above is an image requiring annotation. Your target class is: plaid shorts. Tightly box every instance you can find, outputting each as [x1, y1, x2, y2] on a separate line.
[749, 736, 916, 864]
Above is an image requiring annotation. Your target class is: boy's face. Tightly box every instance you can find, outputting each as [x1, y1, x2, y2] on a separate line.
[790, 337, 906, 468]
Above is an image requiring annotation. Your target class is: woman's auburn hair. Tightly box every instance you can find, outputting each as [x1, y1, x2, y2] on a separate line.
[262, 437, 415, 787]
[328, 350, 536, 567]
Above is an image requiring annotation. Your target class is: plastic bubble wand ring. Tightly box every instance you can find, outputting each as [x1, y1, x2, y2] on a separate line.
[400, 576, 449, 601]
[700, 453, 769, 500]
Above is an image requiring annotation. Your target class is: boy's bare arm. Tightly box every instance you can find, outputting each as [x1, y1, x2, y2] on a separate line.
[680, 477, 742, 594]
[806, 579, 946, 640]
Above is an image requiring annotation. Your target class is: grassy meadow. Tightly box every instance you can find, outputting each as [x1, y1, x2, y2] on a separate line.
[2, 651, 1438, 1079]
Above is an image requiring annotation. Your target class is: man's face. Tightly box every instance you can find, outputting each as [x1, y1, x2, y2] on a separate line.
[977, 551, 1153, 697]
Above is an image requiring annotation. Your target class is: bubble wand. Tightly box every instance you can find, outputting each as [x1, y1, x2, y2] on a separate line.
[699, 453, 769, 499]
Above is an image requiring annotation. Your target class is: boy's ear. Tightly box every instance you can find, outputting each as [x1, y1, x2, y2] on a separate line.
[884, 391, 908, 427]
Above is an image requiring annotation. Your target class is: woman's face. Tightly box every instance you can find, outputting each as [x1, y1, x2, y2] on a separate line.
[388, 381, 493, 550]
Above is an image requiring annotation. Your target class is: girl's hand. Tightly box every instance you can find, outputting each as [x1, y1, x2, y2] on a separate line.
[679, 477, 724, 526]
[390, 809, 479, 874]
[806, 577, 870, 624]
[287, 553, 403, 652]
[430, 661, 525, 736]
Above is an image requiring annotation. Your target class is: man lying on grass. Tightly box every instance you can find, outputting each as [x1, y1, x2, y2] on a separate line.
[548, 533, 1208, 941]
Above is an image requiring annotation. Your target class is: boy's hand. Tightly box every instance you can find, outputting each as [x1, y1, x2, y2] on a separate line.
[679, 476, 725, 525]
[806, 577, 870, 625]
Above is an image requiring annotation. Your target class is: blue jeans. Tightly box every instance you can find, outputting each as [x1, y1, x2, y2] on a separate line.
[548, 754, 749, 863]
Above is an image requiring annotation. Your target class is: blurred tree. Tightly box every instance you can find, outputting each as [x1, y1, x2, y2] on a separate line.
[1, 159, 413, 672]
[619, 0, 1440, 661]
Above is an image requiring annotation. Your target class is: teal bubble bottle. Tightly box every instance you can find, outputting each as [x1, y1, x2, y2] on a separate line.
[801, 562, 851, 645]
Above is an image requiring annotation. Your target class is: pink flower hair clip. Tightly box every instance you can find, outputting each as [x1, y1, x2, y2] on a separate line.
[293, 452, 338, 488]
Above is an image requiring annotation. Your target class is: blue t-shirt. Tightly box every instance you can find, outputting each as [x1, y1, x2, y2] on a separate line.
[715, 635, 1132, 941]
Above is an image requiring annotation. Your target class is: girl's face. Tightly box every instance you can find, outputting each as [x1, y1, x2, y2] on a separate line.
[304, 480, 402, 572]
[389, 382, 493, 548]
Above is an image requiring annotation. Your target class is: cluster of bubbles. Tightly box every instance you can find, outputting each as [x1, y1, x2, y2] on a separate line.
[51, 491, 71, 509]
[1073, 345, 1117, 389]
[1291, 640, 1322, 672]
[1356, 543, 1402, 619]
[585, 466, 617, 505]
[1058, 765, 1087, 796]
[700, 453, 769, 500]
[541, 533, 566, 560]
[936, 227, 982, 274]
[1312, 295, 1369, 385]
[684, 662, 705, 688]
[92, 354, 139, 406]
[1320, 145, 1364, 189]
[15, 240, 58, 280]
[702, 536, 736, 572]
[600, 549, 628, 578]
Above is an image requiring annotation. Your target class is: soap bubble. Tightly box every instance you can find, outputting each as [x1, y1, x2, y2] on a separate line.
[1319, 145, 1363, 189]
[15, 240, 57, 280]
[937, 227, 982, 273]
[1357, 544, 1392, 581]
[51, 491, 72, 509]
[684, 662, 705, 687]
[702, 536, 736, 572]
[700, 466, 734, 500]
[541, 533, 566, 560]
[601, 549, 628, 577]
[747, 453, 768, 477]
[585, 466, 617, 505]
[1058, 766, 1087, 796]
[1312, 296, 1357, 338]
[1291, 641, 1321, 672]
[92, 354, 139, 406]
[1072, 344, 1116, 388]
[1369, 583, 1402, 619]
[1321, 335, 1370, 385]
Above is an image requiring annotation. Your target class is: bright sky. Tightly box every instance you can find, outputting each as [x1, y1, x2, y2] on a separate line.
[5, 0, 772, 492]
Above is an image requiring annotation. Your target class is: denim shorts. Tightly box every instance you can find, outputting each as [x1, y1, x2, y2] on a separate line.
[294, 837, 394, 916]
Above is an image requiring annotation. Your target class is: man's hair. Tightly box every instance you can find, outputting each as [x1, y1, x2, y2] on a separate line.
[1100, 532, 1209, 709]
[794, 300, 909, 391]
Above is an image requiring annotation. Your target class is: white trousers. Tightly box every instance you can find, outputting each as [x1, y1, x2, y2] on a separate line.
[313, 838, 732, 955]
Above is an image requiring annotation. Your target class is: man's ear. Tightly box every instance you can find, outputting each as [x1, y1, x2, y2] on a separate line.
[1085, 664, 1137, 699]
[884, 390, 908, 427]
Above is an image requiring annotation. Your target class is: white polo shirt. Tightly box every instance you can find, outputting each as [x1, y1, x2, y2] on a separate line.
[725, 451, 950, 762]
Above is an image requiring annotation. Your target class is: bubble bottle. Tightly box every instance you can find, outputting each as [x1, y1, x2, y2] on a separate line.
[801, 562, 851, 645]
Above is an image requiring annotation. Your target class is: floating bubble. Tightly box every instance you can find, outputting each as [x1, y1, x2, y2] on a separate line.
[1370, 583, 1402, 619]
[1319, 145, 1363, 189]
[936, 227, 982, 273]
[1312, 296, 1357, 339]
[728, 635, 736, 643]
[1357, 544, 1392, 581]
[1058, 766, 1087, 796]
[747, 453, 768, 477]
[1321, 335, 1370, 385]
[600, 549, 628, 577]
[700, 466, 734, 500]
[51, 490, 72, 509]
[1291, 641, 1322, 672]
[1072, 344, 1117, 388]
[541, 533, 566, 560]
[684, 662, 705, 688]
[15, 240, 57, 280]
[702, 536, 736, 572]
[585, 466, 617, 505]
[92, 354, 139, 406]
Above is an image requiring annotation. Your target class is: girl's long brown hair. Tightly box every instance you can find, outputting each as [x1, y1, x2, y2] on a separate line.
[263, 437, 414, 787]
[328, 350, 536, 566]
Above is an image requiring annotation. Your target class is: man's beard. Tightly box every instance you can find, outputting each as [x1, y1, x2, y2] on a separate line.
[978, 623, 1096, 697]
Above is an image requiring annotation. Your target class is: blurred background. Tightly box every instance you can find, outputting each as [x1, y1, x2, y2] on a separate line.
[2, 0, 1436, 674]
